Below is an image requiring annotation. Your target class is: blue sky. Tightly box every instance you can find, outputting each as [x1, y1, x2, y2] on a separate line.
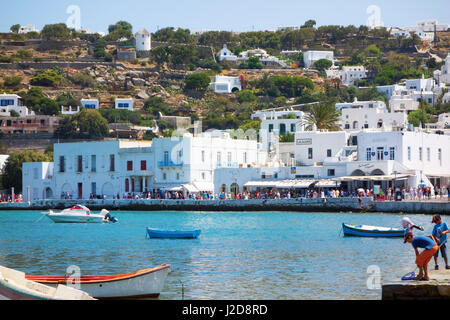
[2, 0, 448, 34]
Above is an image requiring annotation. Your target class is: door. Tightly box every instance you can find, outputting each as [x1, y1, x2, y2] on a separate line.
[77, 183, 83, 199]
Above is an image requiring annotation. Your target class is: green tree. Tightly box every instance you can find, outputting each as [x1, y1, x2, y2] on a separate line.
[3, 76, 22, 88]
[407, 109, 430, 128]
[10, 24, 20, 33]
[304, 103, 340, 131]
[41, 23, 72, 41]
[314, 59, 333, 71]
[30, 70, 63, 87]
[108, 21, 133, 33]
[144, 96, 172, 115]
[151, 46, 170, 65]
[184, 73, 211, 91]
[57, 109, 109, 139]
[3, 150, 51, 192]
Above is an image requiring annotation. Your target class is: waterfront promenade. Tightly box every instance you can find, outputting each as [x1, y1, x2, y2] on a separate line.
[1, 197, 449, 214]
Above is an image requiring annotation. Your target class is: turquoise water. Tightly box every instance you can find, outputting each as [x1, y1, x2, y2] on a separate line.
[0, 210, 435, 300]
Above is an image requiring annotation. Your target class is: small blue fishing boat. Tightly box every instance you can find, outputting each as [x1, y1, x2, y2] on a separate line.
[146, 228, 201, 239]
[342, 223, 405, 237]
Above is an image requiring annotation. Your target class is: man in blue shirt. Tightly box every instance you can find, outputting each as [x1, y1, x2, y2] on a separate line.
[432, 214, 449, 270]
[404, 231, 439, 281]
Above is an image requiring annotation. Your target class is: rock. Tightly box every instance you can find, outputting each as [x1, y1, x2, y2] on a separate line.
[132, 78, 146, 86]
[136, 90, 149, 100]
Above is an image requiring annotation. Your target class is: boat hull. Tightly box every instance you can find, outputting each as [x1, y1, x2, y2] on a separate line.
[26, 264, 170, 299]
[342, 223, 405, 237]
[146, 228, 201, 239]
[46, 214, 104, 223]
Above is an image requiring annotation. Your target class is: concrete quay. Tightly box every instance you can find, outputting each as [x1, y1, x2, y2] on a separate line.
[0, 197, 449, 214]
[382, 269, 450, 300]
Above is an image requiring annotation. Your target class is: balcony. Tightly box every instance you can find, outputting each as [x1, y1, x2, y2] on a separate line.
[158, 161, 184, 168]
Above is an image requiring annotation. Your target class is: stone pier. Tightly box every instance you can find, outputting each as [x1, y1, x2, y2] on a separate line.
[382, 269, 450, 300]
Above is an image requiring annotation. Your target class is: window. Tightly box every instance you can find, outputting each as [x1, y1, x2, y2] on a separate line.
[438, 149, 442, 166]
[176, 173, 180, 180]
[377, 147, 384, 161]
[141, 160, 147, 171]
[327, 169, 335, 177]
[427, 148, 430, 161]
[327, 149, 332, 157]
[163, 173, 167, 180]
[59, 156, 65, 173]
[228, 152, 232, 163]
[290, 123, 296, 132]
[279, 123, 286, 135]
[125, 179, 129, 192]
[33, 168, 38, 180]
[164, 151, 169, 164]
[217, 152, 221, 166]
[407, 147, 411, 161]
[268, 124, 273, 133]
[110, 155, 115, 171]
[127, 161, 133, 171]
[308, 148, 313, 160]
[243, 152, 247, 163]
[91, 182, 96, 195]
[201, 150, 205, 162]
[389, 147, 395, 160]
[77, 155, 83, 173]
[91, 155, 96, 172]
[419, 147, 422, 161]
[202, 172, 205, 180]
[366, 148, 372, 161]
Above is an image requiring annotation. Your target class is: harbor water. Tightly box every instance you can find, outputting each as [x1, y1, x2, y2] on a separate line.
[0, 210, 434, 300]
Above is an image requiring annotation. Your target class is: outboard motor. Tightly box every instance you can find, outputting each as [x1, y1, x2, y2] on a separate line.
[401, 217, 423, 232]
[101, 209, 118, 223]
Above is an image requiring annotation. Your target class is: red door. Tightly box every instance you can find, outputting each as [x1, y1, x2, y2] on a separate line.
[77, 183, 82, 199]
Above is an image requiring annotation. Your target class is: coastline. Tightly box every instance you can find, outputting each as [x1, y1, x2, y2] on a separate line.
[1, 197, 449, 214]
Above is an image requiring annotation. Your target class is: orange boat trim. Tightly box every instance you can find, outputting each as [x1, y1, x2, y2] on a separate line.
[25, 264, 170, 285]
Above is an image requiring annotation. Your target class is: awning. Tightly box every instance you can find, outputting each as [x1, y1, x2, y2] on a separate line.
[192, 182, 214, 192]
[244, 181, 279, 188]
[426, 174, 450, 178]
[314, 180, 341, 188]
[181, 184, 199, 193]
[332, 174, 412, 182]
[169, 186, 183, 192]
[244, 179, 316, 189]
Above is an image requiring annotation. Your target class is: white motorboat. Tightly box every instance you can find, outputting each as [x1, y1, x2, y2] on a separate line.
[46, 205, 118, 224]
[0, 265, 96, 300]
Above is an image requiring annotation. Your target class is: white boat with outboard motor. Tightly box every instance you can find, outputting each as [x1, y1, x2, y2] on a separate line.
[45, 204, 118, 224]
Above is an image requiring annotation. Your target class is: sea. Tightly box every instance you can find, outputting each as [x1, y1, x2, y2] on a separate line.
[0, 210, 434, 300]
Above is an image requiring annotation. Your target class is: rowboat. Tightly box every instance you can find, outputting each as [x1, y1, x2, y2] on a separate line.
[146, 228, 201, 239]
[0, 265, 95, 300]
[342, 223, 405, 237]
[25, 264, 170, 300]
[46, 205, 118, 223]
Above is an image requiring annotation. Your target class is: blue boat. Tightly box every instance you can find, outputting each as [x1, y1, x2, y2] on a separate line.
[342, 223, 405, 237]
[146, 228, 201, 239]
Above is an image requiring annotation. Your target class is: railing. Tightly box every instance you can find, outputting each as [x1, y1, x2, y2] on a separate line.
[158, 161, 183, 168]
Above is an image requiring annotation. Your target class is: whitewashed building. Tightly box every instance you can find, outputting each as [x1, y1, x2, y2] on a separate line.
[22, 132, 261, 200]
[217, 44, 237, 62]
[115, 98, 134, 111]
[81, 99, 99, 110]
[18, 24, 39, 34]
[303, 51, 334, 69]
[434, 54, 450, 85]
[60, 105, 80, 115]
[135, 28, 151, 51]
[0, 93, 34, 117]
[209, 75, 242, 93]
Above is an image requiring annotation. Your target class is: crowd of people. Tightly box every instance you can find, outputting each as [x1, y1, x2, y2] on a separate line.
[0, 193, 23, 203]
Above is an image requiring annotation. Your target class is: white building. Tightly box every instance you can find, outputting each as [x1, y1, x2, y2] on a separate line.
[60, 105, 80, 115]
[303, 51, 334, 69]
[0, 93, 34, 117]
[377, 84, 406, 100]
[327, 66, 367, 86]
[390, 27, 411, 38]
[237, 48, 287, 68]
[434, 54, 450, 85]
[115, 98, 134, 111]
[135, 28, 151, 51]
[18, 24, 39, 34]
[339, 99, 407, 131]
[217, 44, 237, 62]
[80, 99, 99, 110]
[209, 75, 242, 93]
[22, 132, 261, 201]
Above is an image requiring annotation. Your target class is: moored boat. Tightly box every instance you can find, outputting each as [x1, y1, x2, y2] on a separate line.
[146, 228, 201, 239]
[342, 223, 405, 237]
[0, 265, 95, 300]
[46, 205, 118, 224]
[25, 264, 170, 299]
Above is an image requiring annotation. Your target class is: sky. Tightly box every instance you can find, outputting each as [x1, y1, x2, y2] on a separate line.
[1, 0, 449, 34]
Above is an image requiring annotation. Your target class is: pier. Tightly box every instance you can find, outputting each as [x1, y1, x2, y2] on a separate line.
[382, 269, 450, 300]
[0, 198, 449, 214]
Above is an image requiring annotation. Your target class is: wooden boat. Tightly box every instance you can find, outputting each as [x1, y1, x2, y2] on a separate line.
[25, 264, 170, 300]
[342, 223, 405, 237]
[46, 205, 117, 223]
[146, 228, 201, 239]
[0, 265, 95, 300]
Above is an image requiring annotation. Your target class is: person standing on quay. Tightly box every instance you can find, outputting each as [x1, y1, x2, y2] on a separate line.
[431, 214, 449, 270]
[404, 231, 440, 281]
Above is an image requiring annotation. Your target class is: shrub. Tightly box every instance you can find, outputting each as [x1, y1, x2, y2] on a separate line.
[30, 70, 63, 87]
[184, 73, 211, 91]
